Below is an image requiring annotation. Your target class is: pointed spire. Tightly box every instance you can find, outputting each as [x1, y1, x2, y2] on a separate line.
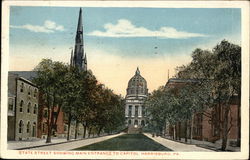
[84, 53, 87, 64]
[77, 8, 83, 33]
[135, 67, 140, 75]
[70, 49, 73, 66]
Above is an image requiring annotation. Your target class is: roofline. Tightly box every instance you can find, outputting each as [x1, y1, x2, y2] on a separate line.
[18, 77, 37, 87]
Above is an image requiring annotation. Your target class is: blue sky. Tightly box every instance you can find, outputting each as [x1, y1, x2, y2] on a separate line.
[9, 6, 241, 95]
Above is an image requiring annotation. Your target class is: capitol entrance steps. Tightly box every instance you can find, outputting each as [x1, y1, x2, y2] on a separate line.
[127, 126, 142, 134]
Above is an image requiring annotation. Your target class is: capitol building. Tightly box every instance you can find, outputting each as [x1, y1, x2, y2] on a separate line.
[125, 67, 148, 133]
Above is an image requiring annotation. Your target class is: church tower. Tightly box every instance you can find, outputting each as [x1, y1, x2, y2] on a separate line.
[70, 8, 87, 71]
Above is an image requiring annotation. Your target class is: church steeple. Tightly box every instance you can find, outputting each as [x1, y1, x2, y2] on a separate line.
[77, 8, 83, 33]
[71, 8, 87, 71]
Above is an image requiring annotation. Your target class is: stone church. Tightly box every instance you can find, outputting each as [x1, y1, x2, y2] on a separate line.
[70, 8, 87, 71]
[125, 67, 148, 133]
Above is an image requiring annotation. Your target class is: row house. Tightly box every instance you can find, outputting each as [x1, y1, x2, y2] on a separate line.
[8, 73, 38, 140]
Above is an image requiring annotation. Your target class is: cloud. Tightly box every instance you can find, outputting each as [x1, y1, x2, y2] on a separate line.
[10, 20, 65, 33]
[88, 19, 207, 39]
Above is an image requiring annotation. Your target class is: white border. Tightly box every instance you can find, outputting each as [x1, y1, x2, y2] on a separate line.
[1, 1, 249, 159]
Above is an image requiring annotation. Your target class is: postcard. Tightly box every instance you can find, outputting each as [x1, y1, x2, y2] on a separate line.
[1, 0, 249, 159]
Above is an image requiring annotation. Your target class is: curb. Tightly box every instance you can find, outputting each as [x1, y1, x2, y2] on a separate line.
[14, 133, 120, 150]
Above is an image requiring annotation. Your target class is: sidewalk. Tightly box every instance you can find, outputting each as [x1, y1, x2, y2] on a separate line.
[8, 133, 125, 150]
[162, 136, 240, 152]
[144, 133, 215, 152]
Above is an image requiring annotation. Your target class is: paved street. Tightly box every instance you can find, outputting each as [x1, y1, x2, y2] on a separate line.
[144, 133, 215, 152]
[9, 133, 215, 151]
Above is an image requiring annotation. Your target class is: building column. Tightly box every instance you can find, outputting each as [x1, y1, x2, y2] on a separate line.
[139, 105, 142, 117]
[132, 105, 135, 117]
[125, 105, 128, 117]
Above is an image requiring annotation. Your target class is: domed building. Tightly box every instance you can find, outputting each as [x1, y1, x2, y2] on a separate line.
[125, 67, 148, 133]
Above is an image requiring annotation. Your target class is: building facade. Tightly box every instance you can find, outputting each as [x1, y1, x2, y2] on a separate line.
[125, 68, 148, 133]
[164, 78, 240, 147]
[8, 73, 39, 140]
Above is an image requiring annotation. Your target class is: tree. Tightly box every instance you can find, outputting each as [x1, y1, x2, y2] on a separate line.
[176, 40, 241, 150]
[33, 59, 69, 143]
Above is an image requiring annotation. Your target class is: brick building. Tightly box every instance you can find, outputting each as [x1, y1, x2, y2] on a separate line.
[164, 78, 240, 146]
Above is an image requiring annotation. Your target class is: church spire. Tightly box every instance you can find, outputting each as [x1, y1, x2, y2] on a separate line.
[72, 8, 86, 71]
[77, 8, 83, 33]
[135, 67, 140, 75]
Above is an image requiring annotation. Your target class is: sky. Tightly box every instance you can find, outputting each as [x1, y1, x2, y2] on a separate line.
[9, 6, 241, 96]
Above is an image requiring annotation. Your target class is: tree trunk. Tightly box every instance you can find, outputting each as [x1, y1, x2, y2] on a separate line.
[190, 114, 194, 144]
[178, 122, 181, 141]
[83, 123, 87, 138]
[221, 105, 230, 151]
[174, 125, 177, 140]
[88, 127, 92, 138]
[185, 120, 188, 143]
[75, 120, 78, 139]
[98, 126, 103, 137]
[67, 113, 72, 141]
[46, 95, 52, 143]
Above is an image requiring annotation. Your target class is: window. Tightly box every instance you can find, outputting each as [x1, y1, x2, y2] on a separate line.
[135, 106, 138, 117]
[142, 106, 145, 117]
[27, 121, 30, 133]
[141, 120, 145, 126]
[32, 122, 36, 137]
[19, 120, 24, 133]
[27, 102, 31, 113]
[8, 98, 14, 111]
[128, 120, 131, 125]
[33, 104, 37, 114]
[128, 106, 132, 117]
[28, 86, 31, 95]
[34, 89, 37, 98]
[134, 120, 138, 126]
[19, 100, 24, 112]
[20, 83, 24, 92]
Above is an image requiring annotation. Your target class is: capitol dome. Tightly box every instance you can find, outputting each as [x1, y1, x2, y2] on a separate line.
[126, 67, 148, 96]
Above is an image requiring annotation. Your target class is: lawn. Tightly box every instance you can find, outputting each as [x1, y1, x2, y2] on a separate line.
[73, 134, 172, 151]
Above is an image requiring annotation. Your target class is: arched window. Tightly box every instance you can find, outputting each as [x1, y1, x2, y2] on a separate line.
[32, 122, 36, 137]
[128, 120, 131, 125]
[141, 120, 145, 126]
[28, 86, 31, 95]
[19, 100, 24, 112]
[27, 121, 30, 133]
[134, 120, 138, 126]
[33, 104, 37, 114]
[20, 83, 24, 92]
[19, 120, 24, 133]
[27, 102, 31, 113]
[34, 89, 37, 97]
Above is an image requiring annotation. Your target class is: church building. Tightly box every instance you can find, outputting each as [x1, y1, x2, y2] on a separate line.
[70, 8, 87, 71]
[125, 67, 148, 133]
